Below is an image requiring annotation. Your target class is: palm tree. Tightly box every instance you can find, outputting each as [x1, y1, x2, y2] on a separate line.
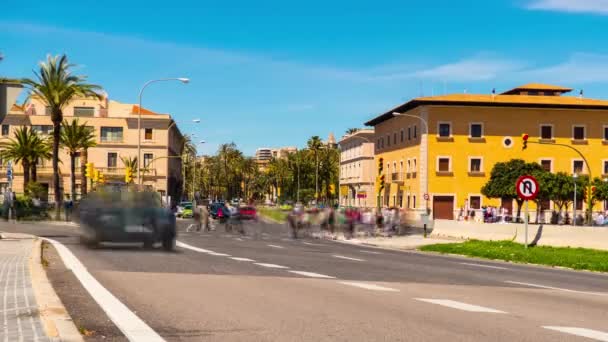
[307, 136, 323, 202]
[345, 128, 359, 135]
[60, 119, 96, 200]
[121, 156, 138, 177]
[30, 134, 52, 183]
[21, 54, 102, 219]
[0, 127, 51, 193]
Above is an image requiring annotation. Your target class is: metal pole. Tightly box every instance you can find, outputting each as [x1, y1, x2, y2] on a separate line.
[192, 158, 196, 201]
[297, 152, 300, 203]
[524, 200, 529, 248]
[573, 181, 577, 226]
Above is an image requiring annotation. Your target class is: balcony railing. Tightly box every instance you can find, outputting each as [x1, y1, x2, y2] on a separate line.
[391, 172, 404, 183]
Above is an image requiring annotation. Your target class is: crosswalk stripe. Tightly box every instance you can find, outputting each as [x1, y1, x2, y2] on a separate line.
[414, 298, 506, 313]
[543, 326, 608, 341]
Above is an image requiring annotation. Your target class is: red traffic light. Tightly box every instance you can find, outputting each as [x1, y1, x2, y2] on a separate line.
[522, 133, 529, 141]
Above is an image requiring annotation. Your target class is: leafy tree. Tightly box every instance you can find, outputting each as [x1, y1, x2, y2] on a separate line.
[307, 136, 323, 202]
[60, 119, 96, 200]
[21, 55, 102, 219]
[481, 159, 543, 221]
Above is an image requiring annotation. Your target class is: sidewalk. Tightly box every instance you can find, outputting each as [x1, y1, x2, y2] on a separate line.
[0, 233, 51, 341]
[312, 228, 460, 250]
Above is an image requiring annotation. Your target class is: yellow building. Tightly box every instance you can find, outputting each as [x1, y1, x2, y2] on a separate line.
[1, 94, 185, 205]
[365, 83, 608, 221]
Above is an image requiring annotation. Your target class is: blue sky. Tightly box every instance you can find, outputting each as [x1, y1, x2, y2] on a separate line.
[1, 0, 608, 155]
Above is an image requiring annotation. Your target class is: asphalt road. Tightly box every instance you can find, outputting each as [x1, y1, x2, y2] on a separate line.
[2, 219, 608, 341]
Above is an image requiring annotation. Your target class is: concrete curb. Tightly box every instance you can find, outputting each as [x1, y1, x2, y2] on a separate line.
[30, 238, 84, 342]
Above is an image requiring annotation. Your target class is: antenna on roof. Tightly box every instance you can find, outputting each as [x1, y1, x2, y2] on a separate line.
[492, 88, 496, 100]
[579, 89, 584, 99]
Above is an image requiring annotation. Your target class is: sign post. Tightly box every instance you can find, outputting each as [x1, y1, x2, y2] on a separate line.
[516, 175, 539, 248]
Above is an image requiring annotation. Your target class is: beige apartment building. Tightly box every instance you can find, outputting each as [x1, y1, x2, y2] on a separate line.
[338, 129, 375, 208]
[1, 94, 185, 204]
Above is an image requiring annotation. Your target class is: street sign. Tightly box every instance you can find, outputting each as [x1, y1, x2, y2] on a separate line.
[516, 175, 539, 201]
[6, 161, 12, 181]
[423, 193, 430, 201]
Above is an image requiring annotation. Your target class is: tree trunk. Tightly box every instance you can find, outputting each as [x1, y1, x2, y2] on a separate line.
[31, 162, 37, 183]
[70, 152, 76, 202]
[81, 148, 88, 195]
[52, 119, 61, 220]
[315, 152, 319, 202]
[22, 160, 30, 194]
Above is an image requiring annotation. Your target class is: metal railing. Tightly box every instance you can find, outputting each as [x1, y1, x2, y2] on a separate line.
[391, 172, 404, 182]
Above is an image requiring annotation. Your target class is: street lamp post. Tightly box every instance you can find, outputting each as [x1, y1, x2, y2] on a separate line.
[573, 173, 578, 226]
[392, 112, 429, 214]
[192, 140, 206, 200]
[137, 77, 189, 185]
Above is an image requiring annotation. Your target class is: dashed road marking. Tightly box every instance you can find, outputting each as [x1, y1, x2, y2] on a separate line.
[254, 263, 289, 269]
[234, 238, 243, 241]
[207, 252, 231, 257]
[288, 271, 335, 279]
[333, 255, 365, 262]
[302, 242, 322, 246]
[45, 238, 165, 342]
[505, 281, 608, 297]
[176, 241, 214, 254]
[460, 262, 508, 270]
[280, 238, 291, 242]
[230, 257, 256, 262]
[414, 298, 507, 313]
[339, 281, 399, 292]
[267, 244, 284, 249]
[359, 250, 382, 254]
[242, 236, 253, 239]
[543, 326, 608, 341]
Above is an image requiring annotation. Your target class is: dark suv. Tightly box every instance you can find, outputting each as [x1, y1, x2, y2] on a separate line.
[76, 186, 177, 251]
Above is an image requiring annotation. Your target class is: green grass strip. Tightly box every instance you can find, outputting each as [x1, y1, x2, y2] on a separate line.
[258, 207, 288, 223]
[420, 240, 608, 272]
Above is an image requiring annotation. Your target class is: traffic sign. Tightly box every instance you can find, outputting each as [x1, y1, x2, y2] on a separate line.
[516, 175, 539, 200]
[423, 193, 430, 201]
[6, 161, 12, 181]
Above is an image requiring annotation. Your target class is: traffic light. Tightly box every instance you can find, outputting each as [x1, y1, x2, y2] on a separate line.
[98, 172, 105, 184]
[329, 184, 335, 195]
[378, 157, 384, 175]
[125, 167, 133, 183]
[522, 133, 529, 150]
[93, 170, 100, 182]
[85, 163, 94, 179]
[379, 174, 386, 192]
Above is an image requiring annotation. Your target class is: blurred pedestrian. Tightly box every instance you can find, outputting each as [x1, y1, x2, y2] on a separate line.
[64, 194, 73, 222]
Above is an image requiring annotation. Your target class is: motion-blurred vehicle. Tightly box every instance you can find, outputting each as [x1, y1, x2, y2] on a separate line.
[181, 203, 193, 218]
[76, 186, 177, 251]
[209, 202, 229, 221]
[231, 198, 240, 206]
[238, 206, 257, 220]
[176, 201, 192, 217]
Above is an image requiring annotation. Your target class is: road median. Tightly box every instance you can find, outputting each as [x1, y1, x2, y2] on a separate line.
[420, 240, 608, 273]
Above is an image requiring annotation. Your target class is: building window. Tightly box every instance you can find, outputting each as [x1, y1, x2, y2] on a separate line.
[143, 153, 154, 168]
[414, 126, 417, 138]
[407, 195, 411, 208]
[469, 158, 482, 172]
[381, 138, 384, 148]
[573, 160, 584, 174]
[74, 106, 95, 117]
[541, 125, 553, 139]
[1, 125, 9, 136]
[393, 133, 397, 145]
[541, 159, 552, 172]
[604, 161, 608, 175]
[32, 125, 53, 135]
[470, 123, 483, 138]
[107, 152, 118, 168]
[400, 129, 404, 143]
[407, 160, 411, 173]
[604, 126, 608, 141]
[438, 123, 451, 137]
[101, 127, 123, 142]
[412, 159, 417, 171]
[573, 126, 585, 140]
[438, 157, 450, 172]
[144, 128, 153, 141]
[470, 196, 481, 210]
[399, 161, 403, 172]
[413, 195, 416, 209]
[387, 134, 391, 147]
[408, 127, 411, 140]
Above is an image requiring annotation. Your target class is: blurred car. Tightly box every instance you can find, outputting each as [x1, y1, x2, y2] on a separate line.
[176, 201, 192, 217]
[181, 203, 193, 218]
[76, 186, 177, 251]
[209, 202, 229, 221]
[238, 206, 257, 220]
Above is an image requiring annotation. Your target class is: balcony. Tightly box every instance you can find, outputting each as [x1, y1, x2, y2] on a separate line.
[391, 172, 404, 183]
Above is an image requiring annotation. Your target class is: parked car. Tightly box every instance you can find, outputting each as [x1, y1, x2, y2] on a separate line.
[176, 201, 192, 217]
[76, 187, 177, 251]
[209, 202, 229, 220]
[238, 206, 257, 220]
[181, 203, 193, 218]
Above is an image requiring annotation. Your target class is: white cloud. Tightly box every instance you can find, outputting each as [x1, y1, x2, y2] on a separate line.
[411, 55, 526, 82]
[523, 53, 608, 84]
[525, 0, 608, 15]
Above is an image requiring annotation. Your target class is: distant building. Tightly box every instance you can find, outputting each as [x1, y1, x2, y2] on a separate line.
[325, 132, 337, 148]
[255, 146, 297, 170]
[338, 129, 375, 208]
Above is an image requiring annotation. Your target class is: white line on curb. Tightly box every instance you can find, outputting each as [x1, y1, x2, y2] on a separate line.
[543, 326, 608, 341]
[505, 281, 608, 296]
[288, 271, 335, 279]
[176, 241, 214, 254]
[267, 244, 284, 249]
[254, 263, 289, 269]
[229, 257, 256, 262]
[414, 298, 507, 313]
[460, 262, 508, 270]
[333, 255, 365, 262]
[44, 238, 165, 342]
[339, 281, 399, 292]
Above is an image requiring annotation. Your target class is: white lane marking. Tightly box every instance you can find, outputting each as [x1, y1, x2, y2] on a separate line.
[414, 298, 507, 313]
[288, 271, 335, 279]
[339, 281, 399, 292]
[207, 252, 231, 257]
[254, 263, 290, 269]
[460, 262, 508, 270]
[267, 244, 284, 249]
[302, 242, 322, 246]
[506, 281, 608, 297]
[280, 238, 291, 242]
[44, 238, 165, 342]
[543, 326, 608, 341]
[176, 241, 215, 254]
[242, 236, 253, 239]
[333, 255, 365, 262]
[234, 238, 243, 241]
[229, 257, 255, 262]
[359, 250, 382, 254]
